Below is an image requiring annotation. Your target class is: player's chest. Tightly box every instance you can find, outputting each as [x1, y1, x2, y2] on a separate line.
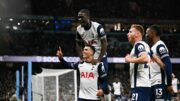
[78, 63, 98, 72]
[80, 29, 98, 39]
[78, 63, 98, 78]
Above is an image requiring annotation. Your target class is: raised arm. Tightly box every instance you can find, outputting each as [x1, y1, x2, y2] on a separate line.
[56, 47, 78, 69]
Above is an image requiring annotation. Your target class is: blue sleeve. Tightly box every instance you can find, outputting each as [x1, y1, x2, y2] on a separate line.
[162, 56, 172, 86]
[97, 63, 109, 94]
[97, 25, 106, 38]
[156, 44, 172, 86]
[59, 58, 79, 69]
[135, 43, 146, 56]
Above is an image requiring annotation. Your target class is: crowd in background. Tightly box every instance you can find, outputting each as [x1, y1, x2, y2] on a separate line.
[0, 32, 180, 58]
[28, 0, 179, 20]
[0, 63, 180, 100]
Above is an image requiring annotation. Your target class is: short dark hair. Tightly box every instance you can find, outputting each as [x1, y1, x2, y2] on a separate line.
[149, 24, 162, 36]
[85, 45, 95, 54]
[79, 9, 90, 17]
[131, 24, 144, 36]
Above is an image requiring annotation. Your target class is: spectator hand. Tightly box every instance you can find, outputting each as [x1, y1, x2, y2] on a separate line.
[56, 47, 63, 59]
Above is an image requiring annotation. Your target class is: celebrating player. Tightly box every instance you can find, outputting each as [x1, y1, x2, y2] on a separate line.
[125, 24, 151, 101]
[57, 45, 109, 101]
[146, 25, 173, 101]
[75, 9, 108, 73]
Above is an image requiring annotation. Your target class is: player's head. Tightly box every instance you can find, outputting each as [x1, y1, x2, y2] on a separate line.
[146, 24, 162, 45]
[78, 9, 90, 27]
[127, 24, 144, 44]
[82, 45, 95, 59]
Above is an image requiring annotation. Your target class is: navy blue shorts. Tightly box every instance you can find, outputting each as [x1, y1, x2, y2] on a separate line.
[150, 84, 172, 101]
[114, 95, 122, 100]
[101, 56, 108, 74]
[131, 87, 151, 101]
[78, 98, 100, 101]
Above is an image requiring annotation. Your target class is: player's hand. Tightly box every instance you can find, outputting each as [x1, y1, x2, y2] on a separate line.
[91, 59, 100, 65]
[56, 47, 63, 59]
[96, 89, 103, 97]
[125, 54, 132, 63]
[167, 85, 174, 94]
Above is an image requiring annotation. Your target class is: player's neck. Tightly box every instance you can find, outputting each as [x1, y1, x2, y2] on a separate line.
[134, 37, 142, 44]
[84, 21, 91, 30]
[85, 56, 93, 62]
[153, 37, 160, 45]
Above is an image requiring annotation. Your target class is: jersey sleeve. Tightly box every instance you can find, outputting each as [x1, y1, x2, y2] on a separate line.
[97, 62, 109, 94]
[134, 43, 146, 56]
[156, 44, 169, 59]
[97, 62, 107, 78]
[59, 58, 79, 69]
[97, 25, 106, 39]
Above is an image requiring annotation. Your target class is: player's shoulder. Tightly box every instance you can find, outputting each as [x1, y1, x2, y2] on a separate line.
[154, 40, 166, 47]
[77, 25, 83, 32]
[155, 40, 168, 51]
[91, 21, 101, 28]
[134, 41, 147, 48]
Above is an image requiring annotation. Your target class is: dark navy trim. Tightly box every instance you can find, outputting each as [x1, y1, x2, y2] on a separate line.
[135, 43, 146, 56]
[97, 25, 106, 38]
[134, 63, 138, 88]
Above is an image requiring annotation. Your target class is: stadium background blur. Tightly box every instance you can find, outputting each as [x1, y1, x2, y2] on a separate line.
[0, 0, 180, 100]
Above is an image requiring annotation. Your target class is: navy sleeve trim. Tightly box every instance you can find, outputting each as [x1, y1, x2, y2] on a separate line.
[59, 58, 78, 69]
[97, 63, 107, 78]
[97, 25, 106, 38]
[135, 43, 146, 56]
[156, 44, 169, 59]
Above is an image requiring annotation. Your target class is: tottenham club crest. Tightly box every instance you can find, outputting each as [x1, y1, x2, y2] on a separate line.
[159, 46, 167, 54]
[138, 45, 145, 51]
[100, 28, 105, 36]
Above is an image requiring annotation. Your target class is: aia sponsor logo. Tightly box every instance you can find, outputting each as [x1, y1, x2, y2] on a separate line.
[87, 40, 97, 45]
[81, 72, 94, 79]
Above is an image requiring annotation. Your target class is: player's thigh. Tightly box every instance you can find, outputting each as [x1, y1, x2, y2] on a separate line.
[131, 87, 151, 101]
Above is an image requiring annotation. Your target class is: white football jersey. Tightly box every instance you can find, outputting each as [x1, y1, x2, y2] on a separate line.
[76, 21, 107, 59]
[76, 62, 107, 100]
[129, 41, 151, 88]
[172, 78, 179, 93]
[150, 40, 169, 86]
[113, 82, 122, 95]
